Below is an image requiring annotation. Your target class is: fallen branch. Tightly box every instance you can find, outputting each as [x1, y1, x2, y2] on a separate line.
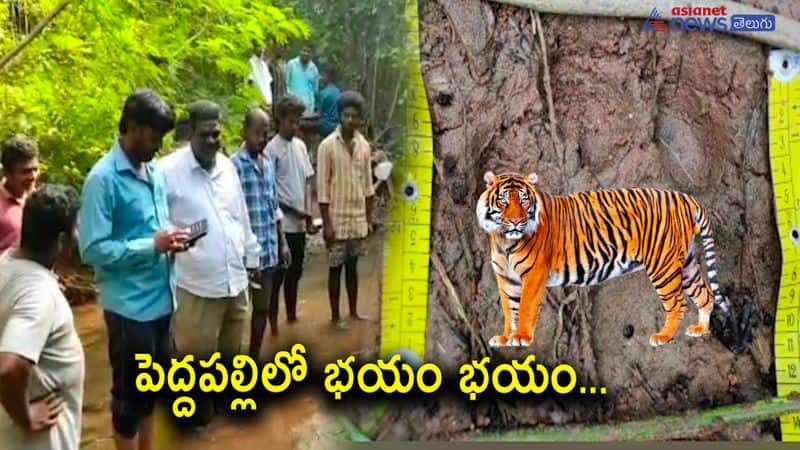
[0, 0, 72, 72]
[469, 396, 800, 441]
[629, 362, 668, 412]
[495, 0, 800, 52]
[431, 252, 491, 357]
[531, 10, 563, 169]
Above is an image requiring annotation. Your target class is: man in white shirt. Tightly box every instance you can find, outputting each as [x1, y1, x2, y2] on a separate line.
[159, 101, 261, 424]
[266, 95, 317, 334]
[0, 184, 84, 450]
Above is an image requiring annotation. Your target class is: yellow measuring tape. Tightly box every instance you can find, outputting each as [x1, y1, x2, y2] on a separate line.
[770, 49, 800, 442]
[381, 0, 433, 362]
[378, 6, 800, 443]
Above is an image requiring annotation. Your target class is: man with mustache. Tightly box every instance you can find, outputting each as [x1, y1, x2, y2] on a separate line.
[159, 100, 261, 425]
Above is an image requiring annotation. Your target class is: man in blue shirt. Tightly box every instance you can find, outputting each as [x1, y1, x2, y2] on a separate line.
[285, 45, 319, 115]
[316, 67, 341, 138]
[78, 89, 189, 450]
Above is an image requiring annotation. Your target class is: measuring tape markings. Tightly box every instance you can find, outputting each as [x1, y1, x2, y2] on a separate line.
[770, 49, 800, 441]
[380, 0, 434, 361]
[377, 4, 800, 443]
[379, 4, 800, 442]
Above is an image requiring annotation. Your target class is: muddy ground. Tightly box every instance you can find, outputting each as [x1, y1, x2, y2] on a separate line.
[74, 234, 382, 450]
[356, 0, 800, 441]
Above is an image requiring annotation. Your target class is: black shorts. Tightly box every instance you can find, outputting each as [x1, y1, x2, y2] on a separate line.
[103, 310, 173, 438]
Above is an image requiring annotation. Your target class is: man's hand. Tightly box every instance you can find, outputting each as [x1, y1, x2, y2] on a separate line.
[305, 216, 320, 235]
[365, 195, 374, 237]
[248, 267, 262, 289]
[154, 227, 190, 254]
[319, 204, 334, 249]
[323, 225, 335, 249]
[27, 392, 63, 433]
[248, 267, 261, 284]
[280, 242, 292, 268]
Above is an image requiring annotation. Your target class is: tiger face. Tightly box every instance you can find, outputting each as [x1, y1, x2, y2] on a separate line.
[476, 171, 541, 240]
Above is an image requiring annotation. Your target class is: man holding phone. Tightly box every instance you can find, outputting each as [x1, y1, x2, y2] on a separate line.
[78, 89, 187, 450]
[159, 100, 261, 424]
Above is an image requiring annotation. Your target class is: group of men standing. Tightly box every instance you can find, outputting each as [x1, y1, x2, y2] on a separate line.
[0, 81, 377, 450]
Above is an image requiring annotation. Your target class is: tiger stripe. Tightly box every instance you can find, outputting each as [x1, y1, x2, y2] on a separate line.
[477, 172, 729, 347]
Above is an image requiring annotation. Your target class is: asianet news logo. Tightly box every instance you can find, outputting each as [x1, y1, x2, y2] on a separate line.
[642, 6, 776, 33]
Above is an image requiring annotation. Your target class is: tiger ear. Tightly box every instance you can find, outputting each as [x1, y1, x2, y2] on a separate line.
[484, 171, 498, 188]
[527, 172, 538, 185]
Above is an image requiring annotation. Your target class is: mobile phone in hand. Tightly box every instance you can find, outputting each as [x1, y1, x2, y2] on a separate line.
[184, 219, 208, 247]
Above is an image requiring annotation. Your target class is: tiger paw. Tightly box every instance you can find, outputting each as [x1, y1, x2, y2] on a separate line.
[685, 324, 709, 337]
[489, 335, 510, 347]
[507, 333, 533, 347]
[649, 332, 674, 347]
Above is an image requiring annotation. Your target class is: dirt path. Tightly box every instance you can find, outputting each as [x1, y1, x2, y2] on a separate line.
[77, 234, 382, 450]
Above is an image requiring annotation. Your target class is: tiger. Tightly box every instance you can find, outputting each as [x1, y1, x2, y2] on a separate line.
[476, 171, 730, 348]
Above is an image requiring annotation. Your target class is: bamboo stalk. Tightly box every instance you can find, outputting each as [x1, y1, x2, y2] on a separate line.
[492, 0, 800, 52]
[382, 72, 405, 139]
[369, 17, 384, 123]
[0, 0, 72, 72]
[469, 396, 800, 441]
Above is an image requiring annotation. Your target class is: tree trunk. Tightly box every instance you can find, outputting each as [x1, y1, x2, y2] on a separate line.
[365, 0, 799, 440]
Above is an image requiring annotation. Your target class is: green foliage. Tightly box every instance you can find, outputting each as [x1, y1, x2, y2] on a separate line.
[0, 0, 309, 186]
[281, 0, 413, 154]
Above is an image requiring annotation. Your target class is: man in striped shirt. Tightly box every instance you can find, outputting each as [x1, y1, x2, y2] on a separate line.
[232, 107, 289, 359]
[317, 91, 375, 330]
